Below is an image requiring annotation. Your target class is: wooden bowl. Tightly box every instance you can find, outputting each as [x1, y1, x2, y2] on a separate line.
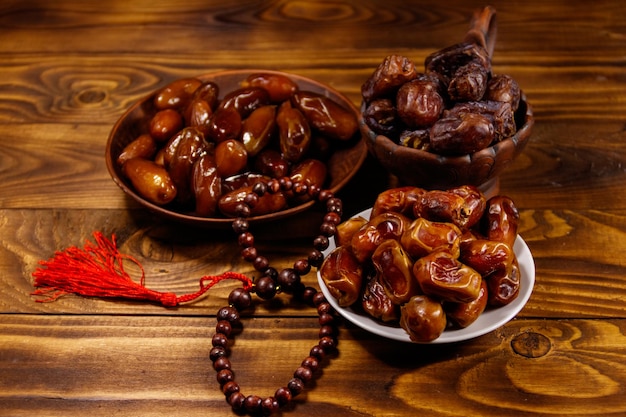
[359, 6, 534, 198]
[106, 69, 367, 228]
[359, 95, 534, 198]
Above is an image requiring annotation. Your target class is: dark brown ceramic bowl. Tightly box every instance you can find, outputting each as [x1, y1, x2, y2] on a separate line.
[359, 95, 534, 198]
[106, 69, 367, 227]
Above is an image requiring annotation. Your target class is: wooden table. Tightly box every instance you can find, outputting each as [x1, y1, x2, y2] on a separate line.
[2, 1, 626, 416]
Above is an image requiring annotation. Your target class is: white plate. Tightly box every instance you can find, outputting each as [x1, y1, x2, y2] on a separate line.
[317, 208, 535, 344]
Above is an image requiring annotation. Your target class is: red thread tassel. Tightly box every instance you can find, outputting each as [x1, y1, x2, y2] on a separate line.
[32, 232, 253, 307]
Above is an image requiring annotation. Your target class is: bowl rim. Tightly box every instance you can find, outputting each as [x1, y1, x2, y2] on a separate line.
[105, 69, 368, 226]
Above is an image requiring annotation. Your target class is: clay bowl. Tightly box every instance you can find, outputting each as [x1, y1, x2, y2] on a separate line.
[359, 95, 534, 198]
[106, 69, 367, 228]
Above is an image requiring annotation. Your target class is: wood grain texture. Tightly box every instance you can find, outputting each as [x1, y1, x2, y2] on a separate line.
[2, 0, 626, 416]
[2, 316, 626, 416]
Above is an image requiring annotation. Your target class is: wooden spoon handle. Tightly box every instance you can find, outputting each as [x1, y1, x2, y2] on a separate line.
[464, 5, 497, 58]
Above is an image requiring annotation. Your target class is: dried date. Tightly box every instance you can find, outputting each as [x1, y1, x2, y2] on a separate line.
[154, 78, 203, 111]
[371, 186, 425, 218]
[361, 55, 418, 102]
[362, 273, 400, 323]
[191, 153, 221, 217]
[400, 217, 462, 260]
[241, 72, 299, 103]
[425, 42, 491, 85]
[122, 158, 177, 205]
[396, 77, 445, 128]
[414, 185, 485, 230]
[218, 86, 270, 118]
[218, 185, 287, 217]
[276, 100, 311, 163]
[447, 61, 489, 102]
[486, 255, 521, 307]
[413, 249, 482, 303]
[483, 195, 519, 248]
[240, 105, 277, 157]
[399, 295, 447, 343]
[371, 239, 421, 305]
[363, 98, 401, 137]
[291, 91, 358, 141]
[319, 246, 364, 307]
[486, 74, 521, 111]
[117, 134, 157, 166]
[446, 100, 515, 142]
[429, 112, 494, 155]
[444, 279, 488, 328]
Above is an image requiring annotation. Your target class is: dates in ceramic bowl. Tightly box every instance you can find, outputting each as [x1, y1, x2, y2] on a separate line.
[319, 185, 522, 342]
[106, 70, 367, 227]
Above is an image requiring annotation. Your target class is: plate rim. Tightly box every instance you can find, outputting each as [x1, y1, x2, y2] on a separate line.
[317, 208, 535, 344]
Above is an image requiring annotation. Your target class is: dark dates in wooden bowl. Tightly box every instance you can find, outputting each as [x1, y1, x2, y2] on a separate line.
[106, 70, 367, 227]
[318, 185, 535, 343]
[359, 6, 534, 197]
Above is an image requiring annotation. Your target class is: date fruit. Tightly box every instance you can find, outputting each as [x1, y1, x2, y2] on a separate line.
[371, 239, 421, 305]
[399, 295, 447, 343]
[122, 158, 177, 205]
[319, 246, 363, 307]
[117, 134, 157, 166]
[291, 91, 358, 141]
[413, 249, 482, 303]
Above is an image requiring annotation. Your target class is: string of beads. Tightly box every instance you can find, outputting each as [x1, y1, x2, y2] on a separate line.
[209, 177, 342, 415]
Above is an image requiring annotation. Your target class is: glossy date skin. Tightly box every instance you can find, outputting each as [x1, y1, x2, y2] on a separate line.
[444, 278, 488, 328]
[117, 134, 157, 166]
[414, 185, 486, 230]
[351, 212, 410, 263]
[335, 216, 368, 248]
[319, 246, 364, 307]
[460, 239, 514, 277]
[122, 158, 177, 205]
[219, 86, 270, 118]
[241, 72, 299, 103]
[371, 239, 421, 305]
[276, 100, 311, 163]
[149, 109, 184, 143]
[165, 127, 209, 205]
[399, 295, 447, 343]
[483, 195, 520, 248]
[362, 273, 399, 322]
[191, 153, 221, 217]
[218, 184, 287, 217]
[413, 248, 482, 304]
[291, 91, 358, 141]
[371, 186, 425, 218]
[486, 256, 521, 307]
[401, 217, 462, 260]
[154, 77, 203, 111]
[240, 105, 277, 157]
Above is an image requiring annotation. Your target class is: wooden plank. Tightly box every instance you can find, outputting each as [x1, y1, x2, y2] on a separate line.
[0, 0, 624, 56]
[1, 315, 626, 416]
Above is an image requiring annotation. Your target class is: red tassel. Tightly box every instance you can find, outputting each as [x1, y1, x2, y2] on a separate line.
[32, 232, 253, 307]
